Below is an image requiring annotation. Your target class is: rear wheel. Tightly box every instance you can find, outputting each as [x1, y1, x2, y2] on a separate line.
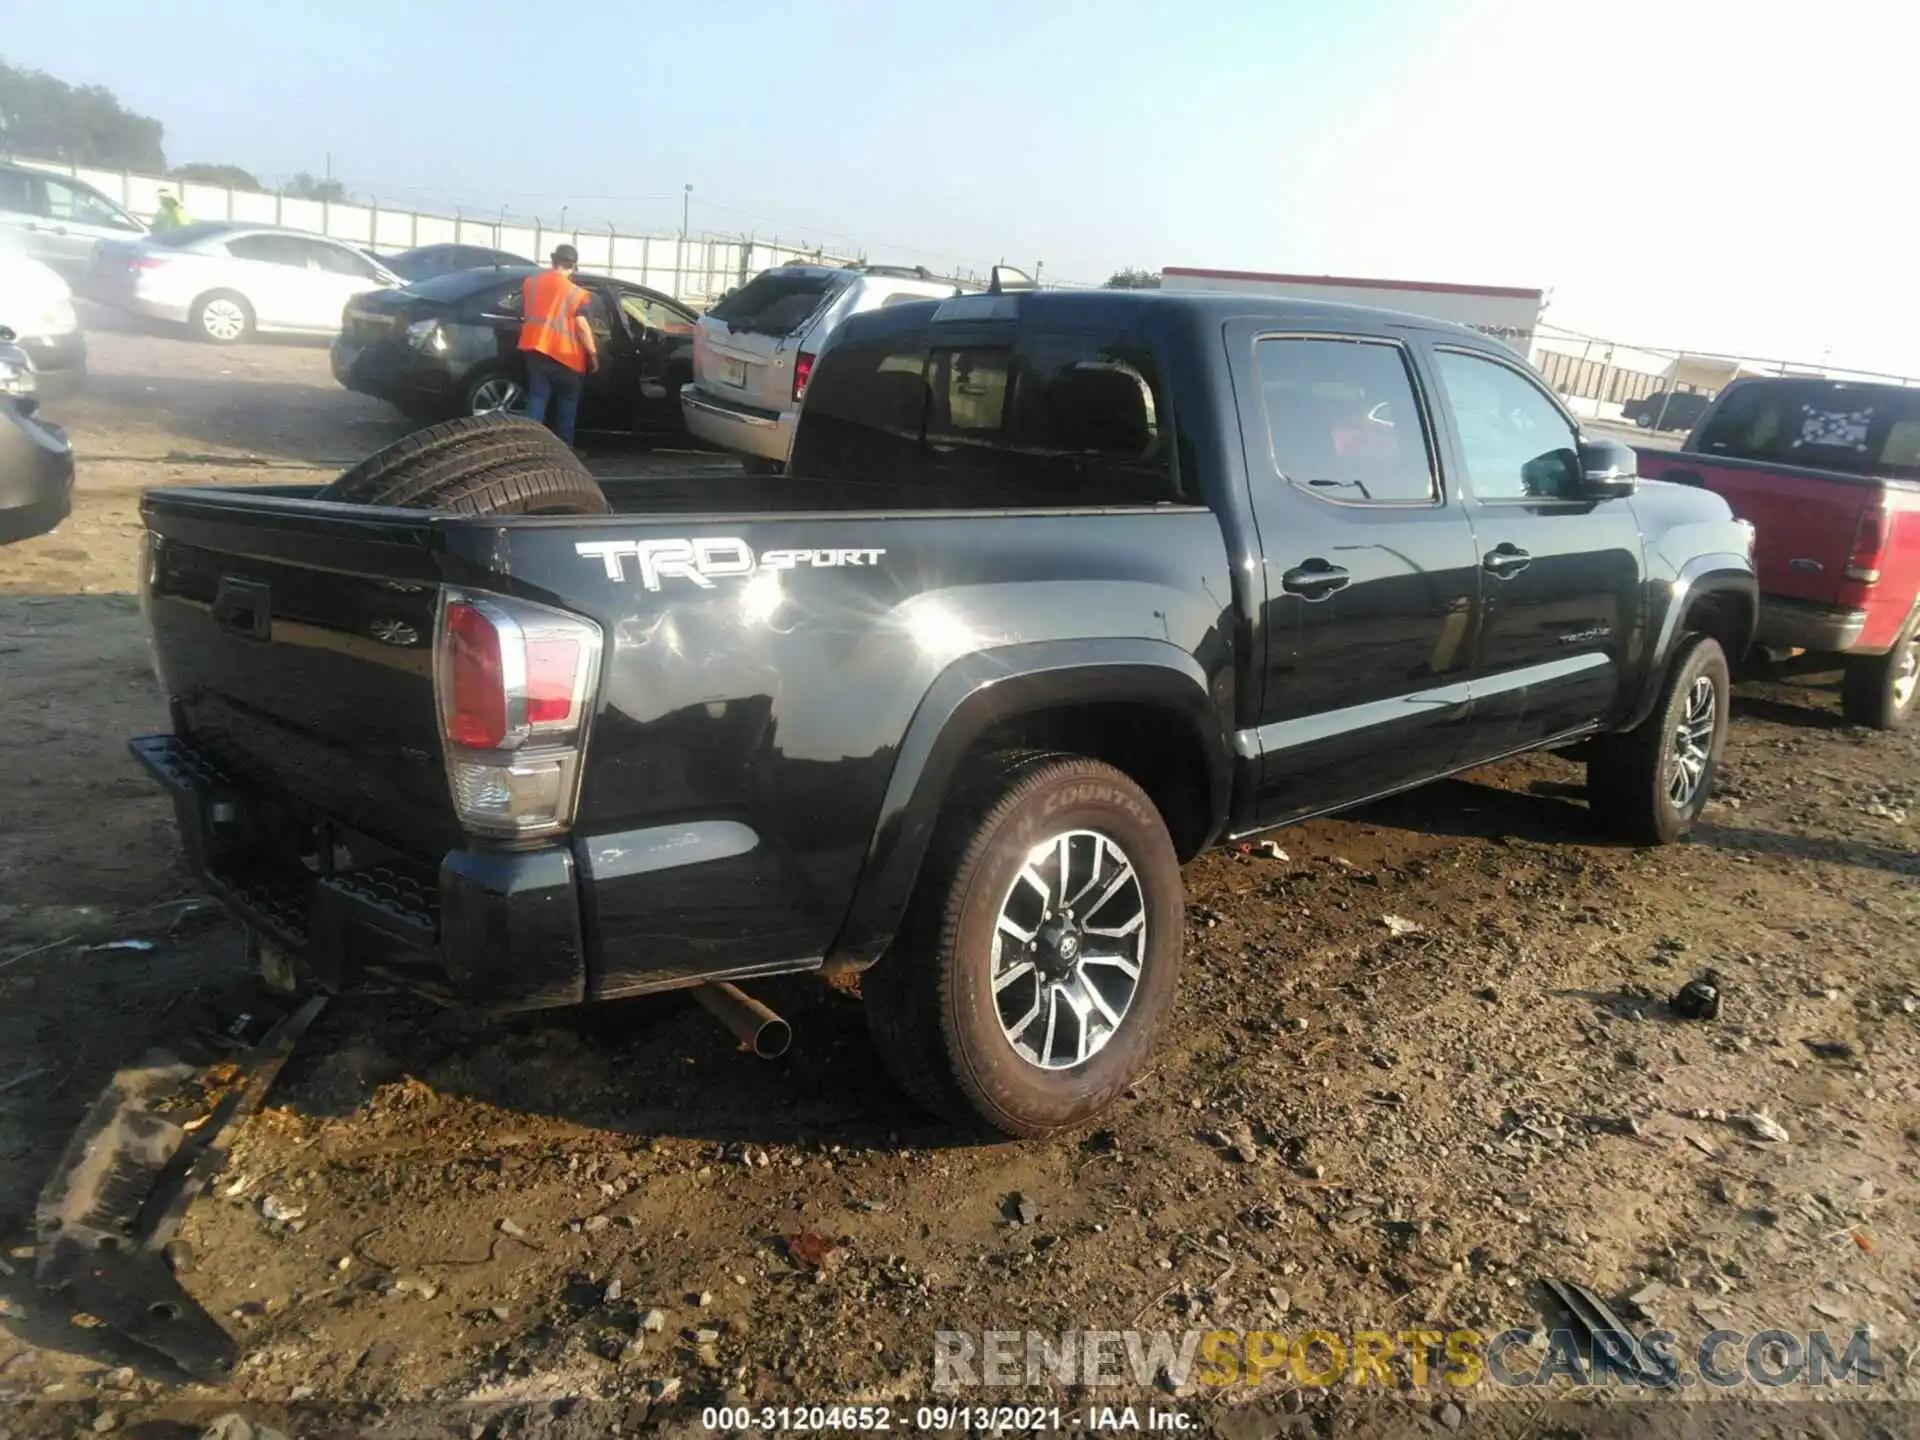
[465, 368, 524, 418]
[318, 413, 581, 506]
[863, 755, 1184, 1138]
[192, 291, 253, 345]
[1586, 635, 1729, 844]
[1840, 620, 1920, 730]
[741, 456, 784, 477]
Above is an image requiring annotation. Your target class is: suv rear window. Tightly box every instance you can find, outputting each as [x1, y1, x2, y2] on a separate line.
[1694, 381, 1920, 480]
[708, 271, 838, 336]
[790, 330, 1180, 504]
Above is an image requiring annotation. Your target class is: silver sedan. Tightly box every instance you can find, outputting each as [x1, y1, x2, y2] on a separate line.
[84, 222, 404, 344]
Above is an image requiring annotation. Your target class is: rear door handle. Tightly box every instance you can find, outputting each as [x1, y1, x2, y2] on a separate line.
[1483, 544, 1531, 577]
[1281, 560, 1351, 599]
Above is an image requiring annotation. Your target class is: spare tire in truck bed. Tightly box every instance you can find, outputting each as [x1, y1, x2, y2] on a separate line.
[316, 414, 608, 515]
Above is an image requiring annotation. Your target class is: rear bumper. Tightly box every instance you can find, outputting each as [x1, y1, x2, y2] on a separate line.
[130, 732, 588, 1012]
[330, 336, 452, 413]
[680, 383, 794, 463]
[0, 403, 75, 544]
[1752, 595, 1869, 655]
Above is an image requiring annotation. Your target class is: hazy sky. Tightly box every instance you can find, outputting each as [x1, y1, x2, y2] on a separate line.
[13, 0, 1916, 372]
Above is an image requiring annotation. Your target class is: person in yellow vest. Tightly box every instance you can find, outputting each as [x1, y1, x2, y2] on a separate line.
[517, 244, 599, 445]
[151, 191, 188, 231]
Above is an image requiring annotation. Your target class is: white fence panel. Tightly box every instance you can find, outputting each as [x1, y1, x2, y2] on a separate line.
[231, 191, 278, 224]
[373, 211, 415, 249]
[325, 203, 374, 244]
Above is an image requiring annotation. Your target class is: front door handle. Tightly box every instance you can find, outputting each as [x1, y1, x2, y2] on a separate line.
[1281, 560, 1351, 599]
[1483, 544, 1531, 577]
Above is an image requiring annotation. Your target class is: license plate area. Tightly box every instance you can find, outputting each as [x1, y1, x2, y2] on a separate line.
[717, 355, 746, 387]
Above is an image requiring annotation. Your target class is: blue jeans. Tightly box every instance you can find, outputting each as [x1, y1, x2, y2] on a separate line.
[523, 351, 585, 445]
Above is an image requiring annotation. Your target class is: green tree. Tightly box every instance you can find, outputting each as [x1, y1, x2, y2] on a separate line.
[172, 162, 259, 189]
[0, 58, 165, 170]
[1103, 268, 1161, 290]
[283, 171, 350, 203]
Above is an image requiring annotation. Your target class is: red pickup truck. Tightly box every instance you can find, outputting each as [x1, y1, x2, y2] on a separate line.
[1637, 376, 1920, 729]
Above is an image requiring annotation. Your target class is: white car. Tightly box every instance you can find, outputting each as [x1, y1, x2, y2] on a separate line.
[0, 250, 85, 397]
[85, 222, 404, 344]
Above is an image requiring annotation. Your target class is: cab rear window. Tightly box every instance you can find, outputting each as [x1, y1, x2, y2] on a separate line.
[1695, 381, 1920, 480]
[789, 330, 1182, 505]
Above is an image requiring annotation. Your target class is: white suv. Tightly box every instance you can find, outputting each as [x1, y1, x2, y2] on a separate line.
[681, 264, 962, 472]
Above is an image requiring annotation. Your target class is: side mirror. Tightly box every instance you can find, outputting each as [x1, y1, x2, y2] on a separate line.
[1577, 437, 1638, 499]
[0, 326, 15, 344]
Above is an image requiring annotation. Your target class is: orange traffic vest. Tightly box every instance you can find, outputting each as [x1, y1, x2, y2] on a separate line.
[518, 270, 590, 372]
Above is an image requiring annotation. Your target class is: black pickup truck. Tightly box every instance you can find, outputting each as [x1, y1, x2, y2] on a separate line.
[132, 288, 1756, 1137]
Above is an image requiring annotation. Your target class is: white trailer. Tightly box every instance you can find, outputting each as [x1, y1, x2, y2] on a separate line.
[1160, 267, 1545, 356]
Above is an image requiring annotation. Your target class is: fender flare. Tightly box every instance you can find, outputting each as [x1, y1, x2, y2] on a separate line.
[1627, 553, 1756, 731]
[827, 637, 1232, 966]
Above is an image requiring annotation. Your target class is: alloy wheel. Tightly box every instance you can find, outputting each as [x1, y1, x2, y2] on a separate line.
[1667, 675, 1717, 808]
[1893, 639, 1919, 712]
[989, 829, 1147, 1071]
[470, 377, 524, 416]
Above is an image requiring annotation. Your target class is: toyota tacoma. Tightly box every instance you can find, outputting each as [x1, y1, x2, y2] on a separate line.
[131, 286, 1756, 1138]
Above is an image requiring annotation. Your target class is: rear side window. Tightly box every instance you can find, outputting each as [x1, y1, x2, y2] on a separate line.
[708, 271, 838, 336]
[1694, 381, 1920, 479]
[790, 330, 1177, 503]
[0, 169, 40, 214]
[227, 234, 307, 266]
[1254, 337, 1436, 503]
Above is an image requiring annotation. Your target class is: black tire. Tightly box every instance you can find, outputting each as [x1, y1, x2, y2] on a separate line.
[318, 414, 581, 506]
[741, 456, 784, 477]
[365, 464, 610, 516]
[864, 754, 1184, 1139]
[1586, 634, 1729, 844]
[1840, 619, 1919, 730]
[191, 290, 253, 345]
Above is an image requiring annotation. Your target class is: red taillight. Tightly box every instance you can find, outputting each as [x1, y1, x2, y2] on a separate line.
[435, 591, 603, 838]
[1845, 502, 1890, 584]
[524, 638, 581, 725]
[444, 601, 506, 748]
[131, 256, 171, 271]
[794, 351, 815, 403]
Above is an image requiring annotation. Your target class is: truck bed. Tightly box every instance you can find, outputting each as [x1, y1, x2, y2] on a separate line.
[1637, 448, 1920, 653]
[136, 476, 1227, 1008]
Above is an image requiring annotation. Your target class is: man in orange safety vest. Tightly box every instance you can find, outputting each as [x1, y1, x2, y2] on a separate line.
[517, 244, 599, 445]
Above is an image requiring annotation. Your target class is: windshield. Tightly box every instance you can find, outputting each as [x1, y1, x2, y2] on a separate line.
[1693, 380, 1920, 480]
[708, 271, 838, 336]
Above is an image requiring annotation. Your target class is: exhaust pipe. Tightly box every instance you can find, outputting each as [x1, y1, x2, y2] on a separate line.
[693, 983, 791, 1060]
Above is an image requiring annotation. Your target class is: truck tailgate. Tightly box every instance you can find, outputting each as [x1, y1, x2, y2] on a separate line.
[141, 488, 463, 860]
[1638, 451, 1871, 606]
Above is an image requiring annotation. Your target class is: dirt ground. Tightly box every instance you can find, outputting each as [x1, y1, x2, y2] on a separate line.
[0, 314, 1916, 1438]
